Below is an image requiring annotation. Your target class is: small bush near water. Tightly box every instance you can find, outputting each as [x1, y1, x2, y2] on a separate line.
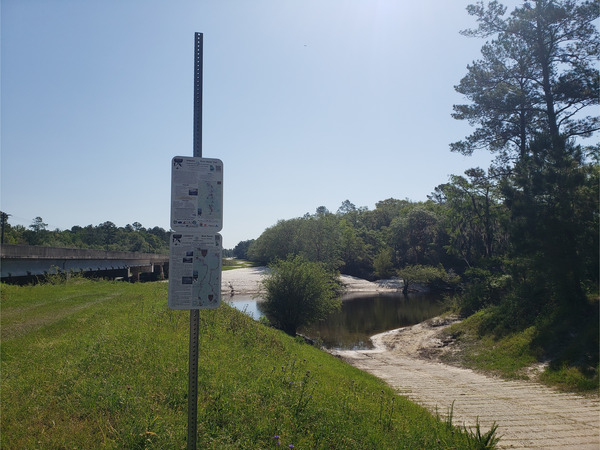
[2, 280, 496, 448]
[261, 255, 342, 336]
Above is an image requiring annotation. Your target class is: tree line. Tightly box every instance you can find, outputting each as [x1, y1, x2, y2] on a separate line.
[239, 196, 506, 282]
[239, 0, 599, 337]
[0, 214, 170, 254]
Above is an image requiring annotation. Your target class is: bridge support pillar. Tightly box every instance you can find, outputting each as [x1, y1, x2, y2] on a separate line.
[154, 263, 165, 280]
[130, 267, 141, 282]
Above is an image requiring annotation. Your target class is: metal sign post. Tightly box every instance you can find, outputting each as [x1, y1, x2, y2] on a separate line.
[189, 31, 203, 450]
[189, 32, 202, 450]
[168, 32, 223, 450]
[188, 309, 199, 450]
[193, 33, 203, 159]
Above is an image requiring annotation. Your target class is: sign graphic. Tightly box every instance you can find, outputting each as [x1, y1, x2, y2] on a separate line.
[168, 233, 222, 309]
[171, 157, 223, 231]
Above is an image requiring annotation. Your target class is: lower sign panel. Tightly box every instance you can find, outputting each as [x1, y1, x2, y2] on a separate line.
[168, 233, 222, 310]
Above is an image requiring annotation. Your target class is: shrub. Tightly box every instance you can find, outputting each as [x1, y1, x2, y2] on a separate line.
[456, 268, 511, 316]
[261, 255, 342, 336]
[397, 264, 460, 295]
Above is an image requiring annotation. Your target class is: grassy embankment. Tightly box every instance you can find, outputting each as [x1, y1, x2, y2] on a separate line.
[1, 279, 494, 449]
[439, 304, 599, 393]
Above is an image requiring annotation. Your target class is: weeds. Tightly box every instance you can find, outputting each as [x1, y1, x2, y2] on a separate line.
[466, 419, 502, 449]
[38, 265, 87, 285]
[378, 390, 396, 431]
[437, 401, 501, 449]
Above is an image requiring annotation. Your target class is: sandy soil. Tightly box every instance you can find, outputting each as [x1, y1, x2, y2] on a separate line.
[333, 319, 600, 449]
[222, 268, 600, 449]
[221, 266, 404, 296]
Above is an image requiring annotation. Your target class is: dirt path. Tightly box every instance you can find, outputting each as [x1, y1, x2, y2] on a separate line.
[332, 319, 600, 449]
[222, 268, 600, 448]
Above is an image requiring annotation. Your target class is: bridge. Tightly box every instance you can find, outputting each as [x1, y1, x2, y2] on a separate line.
[0, 244, 169, 282]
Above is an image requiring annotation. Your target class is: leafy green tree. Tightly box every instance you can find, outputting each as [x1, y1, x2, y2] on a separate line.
[248, 209, 343, 269]
[99, 221, 117, 251]
[363, 198, 411, 230]
[233, 239, 254, 259]
[336, 200, 370, 230]
[397, 264, 460, 295]
[373, 248, 395, 279]
[298, 210, 341, 269]
[337, 218, 371, 278]
[260, 255, 342, 336]
[4, 224, 25, 244]
[431, 168, 508, 268]
[0, 211, 10, 244]
[389, 206, 442, 266]
[247, 218, 304, 264]
[124, 232, 146, 252]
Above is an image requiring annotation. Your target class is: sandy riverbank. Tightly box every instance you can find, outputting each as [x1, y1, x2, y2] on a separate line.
[221, 266, 404, 297]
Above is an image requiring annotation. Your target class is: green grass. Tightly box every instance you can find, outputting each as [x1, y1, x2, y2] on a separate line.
[1, 279, 493, 449]
[441, 311, 538, 378]
[539, 363, 600, 392]
[222, 258, 259, 271]
[441, 309, 599, 393]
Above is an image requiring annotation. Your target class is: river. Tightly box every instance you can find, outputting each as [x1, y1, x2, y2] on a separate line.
[225, 292, 446, 350]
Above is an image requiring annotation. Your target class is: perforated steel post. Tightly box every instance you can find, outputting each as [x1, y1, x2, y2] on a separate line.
[193, 33, 203, 159]
[187, 310, 199, 450]
[187, 31, 203, 450]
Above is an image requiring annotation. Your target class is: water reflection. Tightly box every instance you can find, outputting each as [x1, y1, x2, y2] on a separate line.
[224, 297, 263, 320]
[301, 293, 445, 350]
[225, 292, 445, 350]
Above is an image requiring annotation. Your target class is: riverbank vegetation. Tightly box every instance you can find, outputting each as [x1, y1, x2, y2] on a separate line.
[241, 0, 599, 392]
[1, 279, 493, 448]
[437, 303, 599, 392]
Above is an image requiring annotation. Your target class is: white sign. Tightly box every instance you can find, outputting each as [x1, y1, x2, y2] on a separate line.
[171, 156, 223, 231]
[168, 232, 222, 310]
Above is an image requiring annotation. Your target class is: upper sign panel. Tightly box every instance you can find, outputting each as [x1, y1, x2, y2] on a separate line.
[171, 157, 223, 232]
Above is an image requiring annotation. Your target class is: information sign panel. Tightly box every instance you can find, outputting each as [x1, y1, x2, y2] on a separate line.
[171, 157, 223, 231]
[168, 232, 222, 310]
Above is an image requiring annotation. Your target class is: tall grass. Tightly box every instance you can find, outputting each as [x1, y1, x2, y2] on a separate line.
[1, 279, 492, 448]
[441, 309, 599, 392]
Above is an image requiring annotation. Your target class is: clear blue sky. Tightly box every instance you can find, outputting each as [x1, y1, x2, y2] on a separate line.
[3, 0, 520, 249]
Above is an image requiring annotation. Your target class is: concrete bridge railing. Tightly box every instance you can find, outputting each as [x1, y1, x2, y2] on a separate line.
[1, 244, 169, 281]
